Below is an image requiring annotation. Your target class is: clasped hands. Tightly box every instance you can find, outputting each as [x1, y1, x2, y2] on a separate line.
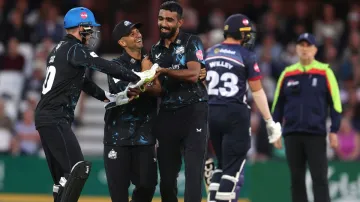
[104, 57, 207, 109]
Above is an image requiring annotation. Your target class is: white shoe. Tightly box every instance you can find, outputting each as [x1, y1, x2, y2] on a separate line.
[128, 63, 159, 89]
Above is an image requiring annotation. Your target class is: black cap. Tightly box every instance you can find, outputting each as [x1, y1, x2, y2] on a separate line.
[112, 20, 142, 41]
[224, 14, 253, 34]
[297, 33, 316, 46]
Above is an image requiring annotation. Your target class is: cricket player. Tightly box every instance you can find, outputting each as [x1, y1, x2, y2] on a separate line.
[34, 7, 156, 202]
[205, 14, 282, 202]
[103, 20, 161, 202]
[147, 1, 208, 202]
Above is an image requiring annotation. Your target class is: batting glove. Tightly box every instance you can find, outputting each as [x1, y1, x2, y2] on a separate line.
[265, 119, 282, 143]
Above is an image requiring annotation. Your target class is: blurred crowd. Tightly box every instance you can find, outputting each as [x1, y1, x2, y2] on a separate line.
[0, 0, 359, 162]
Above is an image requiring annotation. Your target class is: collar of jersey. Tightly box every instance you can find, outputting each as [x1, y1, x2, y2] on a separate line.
[295, 60, 319, 71]
[159, 31, 184, 47]
[120, 50, 141, 63]
[65, 34, 82, 44]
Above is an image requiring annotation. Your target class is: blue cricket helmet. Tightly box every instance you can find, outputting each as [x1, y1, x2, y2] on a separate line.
[63, 7, 100, 29]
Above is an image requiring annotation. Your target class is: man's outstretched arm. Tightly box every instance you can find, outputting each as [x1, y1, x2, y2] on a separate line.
[68, 45, 140, 82]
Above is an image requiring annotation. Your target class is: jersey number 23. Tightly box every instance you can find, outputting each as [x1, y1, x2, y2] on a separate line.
[206, 70, 239, 97]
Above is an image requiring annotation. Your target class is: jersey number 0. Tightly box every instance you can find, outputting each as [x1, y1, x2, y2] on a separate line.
[206, 70, 239, 97]
[42, 66, 56, 95]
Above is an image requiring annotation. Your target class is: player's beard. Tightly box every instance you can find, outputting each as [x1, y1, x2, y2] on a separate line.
[159, 26, 177, 39]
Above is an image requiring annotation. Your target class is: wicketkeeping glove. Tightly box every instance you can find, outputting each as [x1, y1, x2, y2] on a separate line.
[127, 63, 159, 89]
[104, 91, 117, 103]
[104, 90, 130, 109]
[265, 119, 282, 143]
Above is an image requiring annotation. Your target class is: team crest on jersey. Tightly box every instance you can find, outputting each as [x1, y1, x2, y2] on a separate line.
[196, 50, 203, 60]
[175, 46, 185, 54]
[253, 63, 260, 72]
[214, 48, 220, 54]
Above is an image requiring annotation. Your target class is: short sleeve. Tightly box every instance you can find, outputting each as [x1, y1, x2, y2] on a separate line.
[149, 45, 156, 63]
[141, 47, 148, 61]
[185, 35, 205, 66]
[246, 52, 262, 81]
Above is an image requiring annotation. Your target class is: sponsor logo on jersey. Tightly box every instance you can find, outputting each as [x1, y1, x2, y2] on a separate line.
[287, 80, 299, 87]
[170, 64, 180, 70]
[214, 48, 236, 55]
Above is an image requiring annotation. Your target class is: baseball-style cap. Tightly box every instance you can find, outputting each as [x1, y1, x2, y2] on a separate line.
[112, 20, 142, 41]
[297, 33, 316, 46]
[224, 14, 254, 34]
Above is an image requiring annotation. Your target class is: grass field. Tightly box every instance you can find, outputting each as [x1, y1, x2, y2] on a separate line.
[0, 194, 250, 202]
